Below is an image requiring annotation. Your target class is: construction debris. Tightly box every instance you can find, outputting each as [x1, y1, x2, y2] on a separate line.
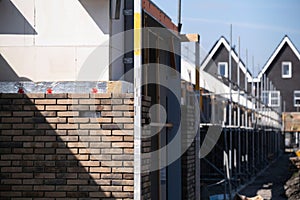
[285, 150, 300, 200]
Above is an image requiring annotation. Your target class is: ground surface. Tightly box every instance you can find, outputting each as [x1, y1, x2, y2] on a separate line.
[239, 153, 293, 200]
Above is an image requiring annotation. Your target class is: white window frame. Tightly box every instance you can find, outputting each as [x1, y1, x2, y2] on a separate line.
[261, 91, 280, 107]
[218, 62, 228, 78]
[294, 91, 300, 107]
[282, 61, 292, 78]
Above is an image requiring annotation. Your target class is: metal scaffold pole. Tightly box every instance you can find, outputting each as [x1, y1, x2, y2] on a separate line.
[133, 0, 142, 199]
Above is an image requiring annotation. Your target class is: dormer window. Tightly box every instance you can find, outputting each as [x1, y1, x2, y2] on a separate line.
[218, 62, 228, 78]
[282, 61, 292, 78]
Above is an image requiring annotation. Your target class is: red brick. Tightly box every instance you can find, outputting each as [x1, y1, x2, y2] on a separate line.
[23, 179, 43, 185]
[12, 186, 32, 190]
[123, 186, 134, 192]
[79, 136, 100, 142]
[68, 105, 89, 111]
[90, 192, 111, 197]
[57, 124, 78, 130]
[24, 105, 45, 111]
[68, 130, 88, 135]
[0, 161, 11, 166]
[113, 118, 134, 123]
[67, 142, 88, 148]
[45, 192, 66, 197]
[12, 173, 33, 179]
[46, 117, 66, 123]
[101, 149, 123, 154]
[101, 161, 122, 167]
[0, 111, 12, 117]
[101, 173, 122, 179]
[124, 124, 134, 129]
[60, 136, 78, 142]
[37, 111, 57, 117]
[57, 99, 78, 104]
[112, 167, 133, 173]
[124, 99, 134, 105]
[124, 136, 134, 141]
[23, 142, 44, 148]
[101, 111, 123, 117]
[91, 105, 111, 111]
[13, 124, 33, 129]
[101, 186, 122, 192]
[13, 111, 34, 117]
[112, 192, 133, 198]
[1, 167, 22, 172]
[123, 161, 134, 167]
[89, 142, 111, 148]
[45, 94, 67, 98]
[26, 93, 45, 98]
[13, 99, 33, 105]
[101, 124, 123, 130]
[34, 185, 55, 191]
[90, 93, 112, 99]
[112, 93, 134, 98]
[46, 105, 67, 111]
[2, 117, 22, 123]
[35, 136, 56, 141]
[35, 99, 56, 104]
[113, 105, 134, 111]
[102, 136, 123, 142]
[79, 99, 100, 104]
[124, 112, 134, 117]
[79, 124, 100, 129]
[68, 118, 89, 123]
[34, 173, 55, 179]
[112, 155, 133, 161]
[90, 155, 111, 161]
[90, 117, 112, 123]
[67, 180, 88, 185]
[89, 130, 111, 135]
[57, 111, 79, 117]
[35, 123, 56, 129]
[34, 148, 55, 154]
[112, 142, 133, 148]
[1, 93, 23, 98]
[112, 130, 133, 136]
[112, 180, 134, 186]
[0, 136, 11, 141]
[56, 186, 77, 191]
[1, 179, 22, 184]
[13, 148, 33, 154]
[80, 161, 100, 167]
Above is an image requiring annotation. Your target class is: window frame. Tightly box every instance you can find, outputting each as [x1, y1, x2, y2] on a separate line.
[261, 90, 280, 107]
[218, 62, 228, 78]
[294, 91, 300, 107]
[282, 61, 292, 78]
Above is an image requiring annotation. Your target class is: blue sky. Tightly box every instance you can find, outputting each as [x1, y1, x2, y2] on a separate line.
[152, 0, 300, 76]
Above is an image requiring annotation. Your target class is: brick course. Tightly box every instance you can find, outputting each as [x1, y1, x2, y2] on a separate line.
[0, 93, 142, 199]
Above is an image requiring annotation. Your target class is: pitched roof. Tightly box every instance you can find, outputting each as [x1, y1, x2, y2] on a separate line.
[257, 35, 300, 79]
[201, 36, 253, 81]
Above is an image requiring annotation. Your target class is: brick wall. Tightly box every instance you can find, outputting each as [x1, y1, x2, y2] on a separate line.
[181, 93, 198, 200]
[0, 93, 140, 199]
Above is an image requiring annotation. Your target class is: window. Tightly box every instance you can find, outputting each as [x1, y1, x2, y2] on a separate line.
[261, 91, 280, 107]
[294, 91, 300, 107]
[218, 62, 228, 78]
[282, 62, 292, 78]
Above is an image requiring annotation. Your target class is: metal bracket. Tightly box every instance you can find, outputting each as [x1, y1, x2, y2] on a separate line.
[123, 9, 133, 16]
[123, 57, 133, 64]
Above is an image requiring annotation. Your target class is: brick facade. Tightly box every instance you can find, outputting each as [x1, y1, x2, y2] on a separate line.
[0, 93, 147, 199]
